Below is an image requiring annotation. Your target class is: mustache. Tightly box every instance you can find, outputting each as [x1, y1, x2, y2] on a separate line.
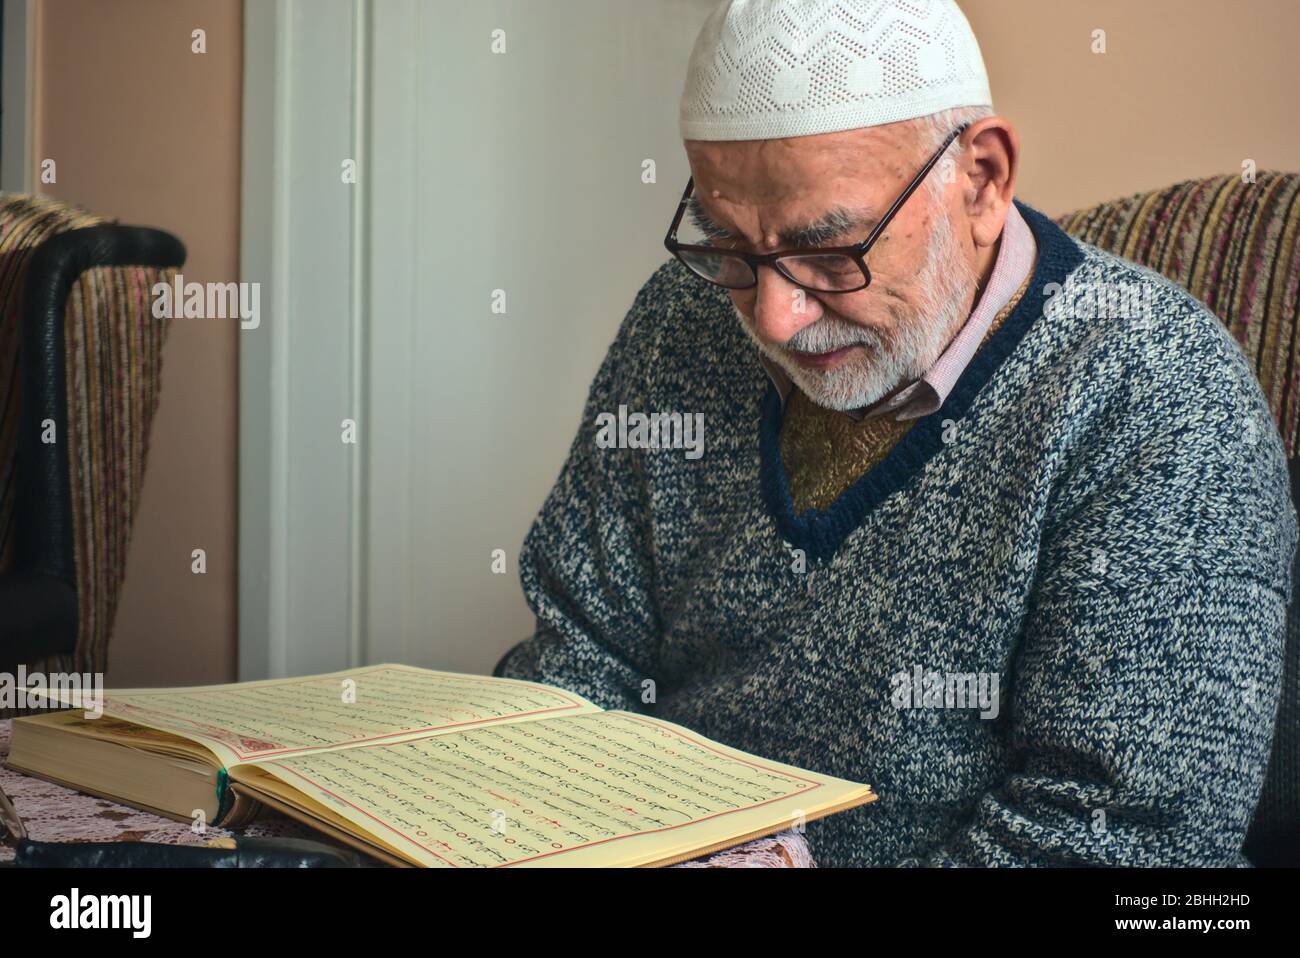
[783, 315, 882, 354]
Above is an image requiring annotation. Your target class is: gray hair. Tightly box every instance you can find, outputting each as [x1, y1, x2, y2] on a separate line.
[909, 104, 995, 202]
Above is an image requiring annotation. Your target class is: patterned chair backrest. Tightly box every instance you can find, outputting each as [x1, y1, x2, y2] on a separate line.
[1057, 172, 1300, 865]
[0, 192, 178, 689]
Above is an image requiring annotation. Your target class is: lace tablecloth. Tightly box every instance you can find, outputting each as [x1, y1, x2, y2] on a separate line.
[0, 719, 813, 867]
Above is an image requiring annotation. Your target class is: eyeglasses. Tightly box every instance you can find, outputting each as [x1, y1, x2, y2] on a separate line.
[663, 123, 970, 294]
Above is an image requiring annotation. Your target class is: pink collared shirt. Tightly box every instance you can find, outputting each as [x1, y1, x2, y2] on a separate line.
[760, 201, 1038, 422]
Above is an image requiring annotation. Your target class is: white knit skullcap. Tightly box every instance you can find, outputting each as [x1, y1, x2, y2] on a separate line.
[680, 0, 992, 141]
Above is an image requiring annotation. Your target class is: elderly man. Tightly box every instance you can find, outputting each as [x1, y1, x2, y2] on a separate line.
[499, 0, 1296, 866]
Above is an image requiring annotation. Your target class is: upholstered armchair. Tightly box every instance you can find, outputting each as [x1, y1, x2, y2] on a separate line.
[0, 193, 184, 709]
[1057, 172, 1300, 866]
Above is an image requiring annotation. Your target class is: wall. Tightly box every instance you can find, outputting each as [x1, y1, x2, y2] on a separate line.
[236, 0, 717, 678]
[31, 0, 241, 685]
[962, 0, 1300, 214]
[362, 0, 719, 675]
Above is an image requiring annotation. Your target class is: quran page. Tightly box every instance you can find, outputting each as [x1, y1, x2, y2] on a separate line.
[233, 710, 875, 867]
[86, 665, 603, 768]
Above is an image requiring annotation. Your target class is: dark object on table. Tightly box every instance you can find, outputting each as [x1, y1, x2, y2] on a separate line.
[0, 778, 27, 844]
[8, 836, 362, 868]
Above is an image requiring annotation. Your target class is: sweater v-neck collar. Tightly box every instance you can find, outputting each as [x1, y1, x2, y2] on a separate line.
[756, 199, 1086, 562]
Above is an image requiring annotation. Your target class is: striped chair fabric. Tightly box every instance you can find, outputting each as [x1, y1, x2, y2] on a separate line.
[0, 193, 176, 714]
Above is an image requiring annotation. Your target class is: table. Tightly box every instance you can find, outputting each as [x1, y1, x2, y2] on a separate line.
[0, 719, 813, 867]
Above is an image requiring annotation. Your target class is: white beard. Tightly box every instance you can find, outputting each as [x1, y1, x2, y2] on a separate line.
[736, 195, 982, 412]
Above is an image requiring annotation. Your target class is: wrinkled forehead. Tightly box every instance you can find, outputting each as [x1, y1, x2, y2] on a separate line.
[682, 125, 921, 243]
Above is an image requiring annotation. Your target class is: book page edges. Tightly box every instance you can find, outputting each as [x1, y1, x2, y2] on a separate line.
[645, 787, 876, 867]
[227, 777, 415, 867]
[230, 761, 875, 868]
[1, 758, 262, 829]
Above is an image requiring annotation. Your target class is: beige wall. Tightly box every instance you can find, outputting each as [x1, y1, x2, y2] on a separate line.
[962, 0, 1300, 215]
[32, 0, 241, 685]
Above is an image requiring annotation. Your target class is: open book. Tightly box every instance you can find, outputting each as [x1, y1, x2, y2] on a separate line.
[6, 664, 876, 867]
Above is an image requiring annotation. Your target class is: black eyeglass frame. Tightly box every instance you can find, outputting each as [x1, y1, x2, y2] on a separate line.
[663, 122, 972, 294]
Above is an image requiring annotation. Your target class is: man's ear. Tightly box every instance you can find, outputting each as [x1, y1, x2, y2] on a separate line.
[961, 116, 1019, 250]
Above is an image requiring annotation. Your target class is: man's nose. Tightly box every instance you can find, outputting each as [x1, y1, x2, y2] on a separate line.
[748, 266, 822, 346]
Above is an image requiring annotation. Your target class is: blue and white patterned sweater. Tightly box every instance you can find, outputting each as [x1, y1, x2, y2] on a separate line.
[500, 201, 1297, 867]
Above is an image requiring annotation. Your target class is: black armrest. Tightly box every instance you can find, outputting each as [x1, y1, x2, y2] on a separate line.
[1, 224, 186, 670]
[1242, 457, 1300, 866]
[0, 571, 77, 673]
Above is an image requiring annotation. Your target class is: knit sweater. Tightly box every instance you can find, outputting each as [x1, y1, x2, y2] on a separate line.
[499, 200, 1298, 867]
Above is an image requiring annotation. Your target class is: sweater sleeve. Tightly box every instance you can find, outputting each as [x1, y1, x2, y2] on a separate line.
[496, 271, 668, 713]
[900, 312, 1297, 867]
